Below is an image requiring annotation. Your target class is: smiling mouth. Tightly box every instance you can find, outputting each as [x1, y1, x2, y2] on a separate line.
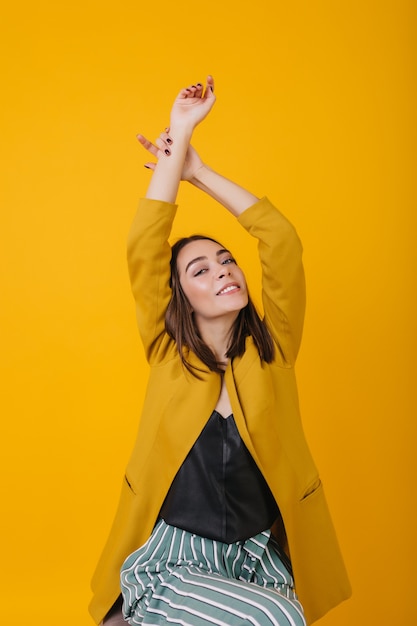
[216, 284, 240, 296]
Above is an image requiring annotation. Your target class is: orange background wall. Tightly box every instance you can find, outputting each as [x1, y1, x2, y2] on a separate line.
[1, 1, 416, 624]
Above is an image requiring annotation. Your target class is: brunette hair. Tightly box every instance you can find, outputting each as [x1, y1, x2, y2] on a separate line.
[165, 235, 275, 375]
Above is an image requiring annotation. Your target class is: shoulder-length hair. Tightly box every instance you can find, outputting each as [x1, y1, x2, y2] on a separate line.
[165, 235, 275, 376]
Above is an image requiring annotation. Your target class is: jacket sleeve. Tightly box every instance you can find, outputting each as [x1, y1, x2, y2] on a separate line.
[127, 198, 177, 364]
[238, 196, 306, 365]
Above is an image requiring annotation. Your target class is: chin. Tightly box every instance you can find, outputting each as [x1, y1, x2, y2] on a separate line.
[228, 299, 248, 314]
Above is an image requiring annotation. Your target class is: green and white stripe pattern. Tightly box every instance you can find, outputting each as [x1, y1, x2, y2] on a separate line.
[121, 519, 305, 626]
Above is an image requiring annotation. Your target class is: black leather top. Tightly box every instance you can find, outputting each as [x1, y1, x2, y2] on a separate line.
[159, 410, 279, 543]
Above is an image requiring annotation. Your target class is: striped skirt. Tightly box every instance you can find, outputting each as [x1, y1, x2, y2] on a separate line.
[120, 519, 306, 626]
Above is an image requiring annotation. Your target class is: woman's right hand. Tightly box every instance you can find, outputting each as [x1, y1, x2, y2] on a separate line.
[140, 76, 215, 203]
[169, 76, 216, 132]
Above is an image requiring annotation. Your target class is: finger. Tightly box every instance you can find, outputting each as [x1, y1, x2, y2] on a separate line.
[137, 133, 152, 146]
[177, 86, 193, 99]
[183, 84, 199, 99]
[205, 75, 215, 97]
[155, 137, 171, 156]
[160, 130, 173, 145]
[195, 83, 204, 98]
[136, 134, 159, 157]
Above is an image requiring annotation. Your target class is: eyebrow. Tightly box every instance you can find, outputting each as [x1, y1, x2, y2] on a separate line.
[185, 248, 230, 273]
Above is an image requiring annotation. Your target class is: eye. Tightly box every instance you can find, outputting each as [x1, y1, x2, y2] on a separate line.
[221, 257, 236, 265]
[194, 267, 208, 276]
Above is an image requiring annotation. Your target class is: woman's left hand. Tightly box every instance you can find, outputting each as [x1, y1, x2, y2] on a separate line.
[137, 131, 204, 182]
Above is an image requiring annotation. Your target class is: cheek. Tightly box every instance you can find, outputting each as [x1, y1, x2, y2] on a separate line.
[237, 268, 248, 290]
[238, 271, 249, 304]
[180, 279, 209, 307]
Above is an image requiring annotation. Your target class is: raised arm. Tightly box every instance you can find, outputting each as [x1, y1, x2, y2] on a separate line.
[141, 77, 216, 203]
[190, 164, 259, 217]
[139, 135, 259, 217]
[238, 198, 306, 364]
[128, 78, 216, 363]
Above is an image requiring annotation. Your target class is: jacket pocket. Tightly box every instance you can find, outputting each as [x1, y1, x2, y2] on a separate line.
[300, 477, 322, 502]
[124, 474, 137, 495]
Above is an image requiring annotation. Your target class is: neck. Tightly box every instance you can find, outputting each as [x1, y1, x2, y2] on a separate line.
[195, 314, 237, 364]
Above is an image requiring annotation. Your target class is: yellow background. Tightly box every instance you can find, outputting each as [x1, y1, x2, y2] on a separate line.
[1, 1, 416, 624]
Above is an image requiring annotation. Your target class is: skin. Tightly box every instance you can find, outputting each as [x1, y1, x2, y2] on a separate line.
[176, 238, 248, 341]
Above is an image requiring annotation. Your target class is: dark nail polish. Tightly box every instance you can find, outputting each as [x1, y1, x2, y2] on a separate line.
[164, 149, 170, 155]
[166, 138, 172, 144]
[144, 165, 151, 169]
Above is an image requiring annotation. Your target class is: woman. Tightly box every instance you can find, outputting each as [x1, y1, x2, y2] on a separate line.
[90, 76, 351, 626]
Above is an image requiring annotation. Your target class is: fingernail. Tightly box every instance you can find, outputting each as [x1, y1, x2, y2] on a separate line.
[210, 86, 214, 92]
[144, 165, 151, 169]
[166, 138, 172, 144]
[164, 149, 170, 155]
[197, 83, 202, 87]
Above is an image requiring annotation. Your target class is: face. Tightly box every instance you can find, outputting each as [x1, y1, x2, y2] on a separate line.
[176, 239, 248, 326]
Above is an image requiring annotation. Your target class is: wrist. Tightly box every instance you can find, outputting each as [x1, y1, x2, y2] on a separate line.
[190, 163, 212, 187]
[168, 122, 194, 142]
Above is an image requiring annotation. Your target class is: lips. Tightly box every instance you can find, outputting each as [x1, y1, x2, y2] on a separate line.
[216, 283, 240, 296]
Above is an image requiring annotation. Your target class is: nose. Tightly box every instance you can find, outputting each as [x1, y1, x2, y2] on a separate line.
[217, 266, 231, 280]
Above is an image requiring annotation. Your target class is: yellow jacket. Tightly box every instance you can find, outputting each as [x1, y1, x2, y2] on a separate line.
[89, 197, 351, 625]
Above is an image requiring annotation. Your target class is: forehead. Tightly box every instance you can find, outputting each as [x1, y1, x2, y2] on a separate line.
[177, 239, 228, 271]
